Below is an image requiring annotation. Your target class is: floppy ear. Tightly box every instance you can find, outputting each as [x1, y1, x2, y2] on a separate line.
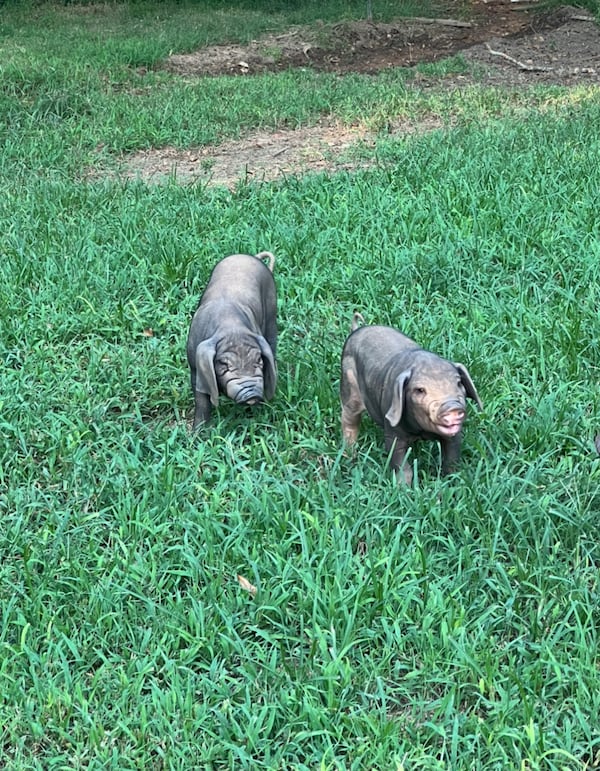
[455, 363, 483, 410]
[256, 336, 277, 400]
[385, 370, 411, 427]
[195, 338, 219, 407]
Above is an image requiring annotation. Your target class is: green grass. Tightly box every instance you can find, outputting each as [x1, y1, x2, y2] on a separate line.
[1, 1, 600, 769]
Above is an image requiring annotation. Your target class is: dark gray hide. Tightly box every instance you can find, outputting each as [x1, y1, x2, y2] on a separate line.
[340, 318, 482, 483]
[186, 252, 277, 429]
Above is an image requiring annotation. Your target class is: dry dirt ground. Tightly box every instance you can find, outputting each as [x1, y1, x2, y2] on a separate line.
[118, 2, 599, 187]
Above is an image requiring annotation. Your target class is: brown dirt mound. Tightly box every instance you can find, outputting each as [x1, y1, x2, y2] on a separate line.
[163, 4, 597, 79]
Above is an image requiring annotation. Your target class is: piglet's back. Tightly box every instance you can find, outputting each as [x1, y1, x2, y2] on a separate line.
[343, 325, 420, 362]
[202, 254, 274, 304]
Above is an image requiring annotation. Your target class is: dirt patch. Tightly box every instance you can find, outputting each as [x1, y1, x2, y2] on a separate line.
[114, 3, 599, 187]
[463, 5, 600, 85]
[163, 4, 569, 77]
[163, 3, 598, 81]
[116, 117, 448, 188]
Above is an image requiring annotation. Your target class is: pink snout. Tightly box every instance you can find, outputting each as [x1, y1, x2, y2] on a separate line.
[437, 407, 466, 436]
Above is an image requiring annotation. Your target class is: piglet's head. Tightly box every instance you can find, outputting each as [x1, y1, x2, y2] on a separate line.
[193, 332, 277, 408]
[385, 356, 482, 438]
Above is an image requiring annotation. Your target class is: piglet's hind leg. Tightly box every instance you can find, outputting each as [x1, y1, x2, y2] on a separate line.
[340, 367, 365, 445]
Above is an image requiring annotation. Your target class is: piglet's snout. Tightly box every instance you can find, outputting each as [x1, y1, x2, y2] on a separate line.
[229, 379, 264, 405]
[436, 402, 466, 435]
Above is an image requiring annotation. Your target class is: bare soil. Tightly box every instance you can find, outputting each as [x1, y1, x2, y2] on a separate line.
[117, 2, 599, 187]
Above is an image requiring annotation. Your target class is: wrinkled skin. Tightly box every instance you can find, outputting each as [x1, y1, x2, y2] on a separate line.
[186, 253, 277, 429]
[340, 320, 482, 484]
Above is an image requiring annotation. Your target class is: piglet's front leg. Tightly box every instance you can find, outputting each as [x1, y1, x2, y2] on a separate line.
[384, 425, 413, 485]
[440, 435, 462, 476]
[192, 390, 212, 430]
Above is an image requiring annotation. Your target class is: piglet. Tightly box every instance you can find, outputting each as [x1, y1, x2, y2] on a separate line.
[340, 313, 482, 483]
[186, 252, 277, 429]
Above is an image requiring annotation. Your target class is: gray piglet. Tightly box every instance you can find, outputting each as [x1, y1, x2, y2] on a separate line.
[186, 252, 277, 429]
[340, 313, 482, 483]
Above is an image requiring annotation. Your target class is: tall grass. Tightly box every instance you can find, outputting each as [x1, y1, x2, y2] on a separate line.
[1, 2, 600, 769]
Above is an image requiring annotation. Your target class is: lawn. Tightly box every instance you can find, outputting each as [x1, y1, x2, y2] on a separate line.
[1, 1, 600, 769]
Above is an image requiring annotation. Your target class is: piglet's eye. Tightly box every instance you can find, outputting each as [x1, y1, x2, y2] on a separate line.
[414, 387, 426, 395]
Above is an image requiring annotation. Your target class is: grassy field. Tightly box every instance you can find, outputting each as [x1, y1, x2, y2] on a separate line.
[1, 1, 600, 769]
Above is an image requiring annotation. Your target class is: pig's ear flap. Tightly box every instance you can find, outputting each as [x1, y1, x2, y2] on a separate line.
[195, 338, 219, 407]
[257, 336, 277, 400]
[385, 370, 411, 427]
[455, 363, 483, 410]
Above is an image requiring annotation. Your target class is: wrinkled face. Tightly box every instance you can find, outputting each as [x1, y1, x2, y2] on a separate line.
[214, 340, 265, 405]
[406, 360, 467, 438]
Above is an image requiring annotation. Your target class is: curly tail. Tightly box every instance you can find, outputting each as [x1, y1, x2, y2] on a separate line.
[351, 311, 365, 331]
[256, 251, 276, 273]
